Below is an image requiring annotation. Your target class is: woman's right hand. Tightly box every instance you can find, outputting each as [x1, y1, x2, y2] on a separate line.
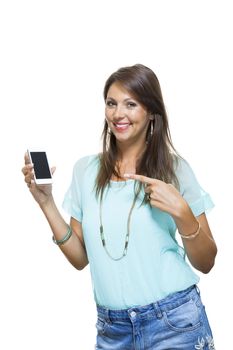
[22, 152, 56, 207]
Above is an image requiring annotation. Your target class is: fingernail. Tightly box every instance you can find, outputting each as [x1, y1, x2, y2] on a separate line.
[123, 173, 131, 178]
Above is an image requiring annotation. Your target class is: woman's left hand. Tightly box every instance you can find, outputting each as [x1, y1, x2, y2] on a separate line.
[124, 173, 188, 218]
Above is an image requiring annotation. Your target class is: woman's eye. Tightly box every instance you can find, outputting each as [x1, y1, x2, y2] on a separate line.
[127, 102, 137, 108]
[106, 100, 115, 107]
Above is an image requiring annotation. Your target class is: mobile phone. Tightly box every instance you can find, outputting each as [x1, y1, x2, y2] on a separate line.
[27, 150, 53, 185]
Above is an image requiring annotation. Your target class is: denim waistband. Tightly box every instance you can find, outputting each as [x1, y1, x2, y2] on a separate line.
[97, 285, 200, 321]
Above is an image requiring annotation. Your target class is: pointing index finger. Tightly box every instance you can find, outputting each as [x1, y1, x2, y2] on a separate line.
[123, 173, 155, 185]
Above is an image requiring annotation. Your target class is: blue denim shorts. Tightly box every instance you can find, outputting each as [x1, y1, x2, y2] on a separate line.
[95, 285, 215, 350]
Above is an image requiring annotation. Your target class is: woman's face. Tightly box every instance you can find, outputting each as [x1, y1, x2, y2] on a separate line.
[105, 82, 151, 147]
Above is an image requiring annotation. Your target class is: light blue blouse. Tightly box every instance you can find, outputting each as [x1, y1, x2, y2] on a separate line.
[62, 155, 214, 309]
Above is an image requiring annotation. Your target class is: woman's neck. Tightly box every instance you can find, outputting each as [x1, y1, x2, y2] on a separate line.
[115, 142, 146, 178]
[117, 140, 146, 164]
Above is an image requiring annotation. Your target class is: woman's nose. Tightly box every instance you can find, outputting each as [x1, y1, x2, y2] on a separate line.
[112, 105, 126, 120]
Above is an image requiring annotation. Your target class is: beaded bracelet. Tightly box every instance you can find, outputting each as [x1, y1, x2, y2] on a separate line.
[52, 226, 72, 245]
[179, 221, 201, 240]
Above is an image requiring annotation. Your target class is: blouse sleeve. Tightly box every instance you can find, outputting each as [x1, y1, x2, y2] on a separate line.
[62, 156, 90, 222]
[175, 158, 214, 217]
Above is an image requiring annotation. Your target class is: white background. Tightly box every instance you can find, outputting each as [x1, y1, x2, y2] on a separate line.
[0, 0, 232, 348]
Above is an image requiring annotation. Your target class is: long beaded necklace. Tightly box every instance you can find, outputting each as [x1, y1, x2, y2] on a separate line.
[99, 191, 138, 261]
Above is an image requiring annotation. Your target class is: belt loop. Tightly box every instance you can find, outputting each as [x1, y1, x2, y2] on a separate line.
[105, 308, 112, 324]
[195, 284, 200, 295]
[153, 302, 163, 319]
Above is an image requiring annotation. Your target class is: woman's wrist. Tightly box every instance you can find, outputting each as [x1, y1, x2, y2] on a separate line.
[172, 200, 201, 238]
[172, 198, 190, 220]
[39, 194, 55, 211]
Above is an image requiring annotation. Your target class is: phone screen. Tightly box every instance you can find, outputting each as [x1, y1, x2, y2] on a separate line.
[30, 152, 52, 179]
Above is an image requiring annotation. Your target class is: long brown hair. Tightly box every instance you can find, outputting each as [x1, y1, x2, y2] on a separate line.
[95, 64, 180, 201]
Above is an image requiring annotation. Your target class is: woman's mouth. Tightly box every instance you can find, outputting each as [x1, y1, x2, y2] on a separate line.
[113, 122, 132, 132]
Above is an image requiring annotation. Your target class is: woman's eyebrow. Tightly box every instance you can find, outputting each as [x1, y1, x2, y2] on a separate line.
[106, 97, 135, 102]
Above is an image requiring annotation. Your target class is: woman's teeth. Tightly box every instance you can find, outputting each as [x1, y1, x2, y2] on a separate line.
[115, 123, 131, 130]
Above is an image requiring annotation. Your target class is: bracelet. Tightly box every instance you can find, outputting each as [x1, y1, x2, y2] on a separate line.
[52, 226, 72, 245]
[179, 221, 201, 240]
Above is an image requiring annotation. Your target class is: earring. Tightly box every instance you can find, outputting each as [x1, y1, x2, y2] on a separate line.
[150, 119, 154, 136]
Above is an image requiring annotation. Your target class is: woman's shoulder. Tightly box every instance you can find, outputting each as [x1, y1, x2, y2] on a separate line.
[173, 154, 203, 195]
[73, 154, 100, 173]
[173, 154, 193, 176]
[172, 154, 200, 191]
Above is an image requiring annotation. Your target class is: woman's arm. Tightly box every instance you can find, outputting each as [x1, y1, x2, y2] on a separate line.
[124, 173, 218, 274]
[173, 204, 217, 274]
[40, 197, 89, 270]
[22, 154, 88, 271]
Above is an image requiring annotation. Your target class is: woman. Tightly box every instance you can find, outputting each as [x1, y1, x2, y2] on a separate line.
[22, 64, 217, 349]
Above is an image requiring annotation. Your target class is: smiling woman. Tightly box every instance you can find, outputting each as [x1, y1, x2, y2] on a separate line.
[22, 64, 217, 350]
[96, 64, 180, 196]
[105, 83, 149, 143]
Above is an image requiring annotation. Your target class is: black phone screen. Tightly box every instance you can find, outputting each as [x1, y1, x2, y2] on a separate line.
[30, 152, 51, 179]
